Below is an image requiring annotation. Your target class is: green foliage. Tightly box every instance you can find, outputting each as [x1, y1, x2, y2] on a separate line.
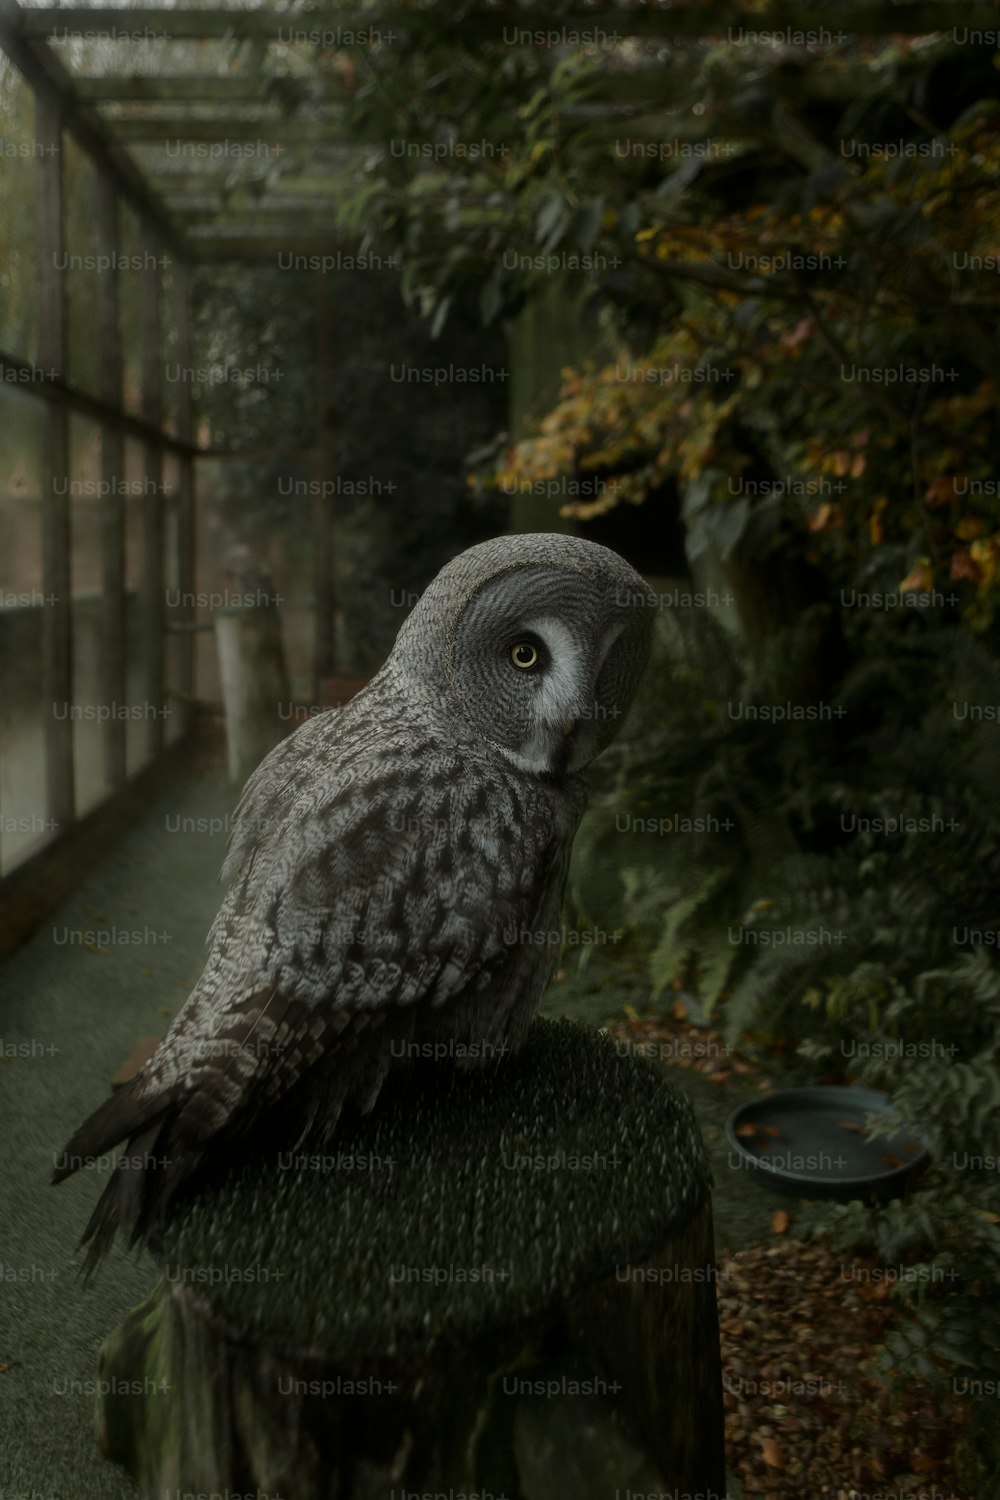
[332, 15, 1000, 618]
[577, 603, 1000, 1020]
[572, 601, 1000, 1399]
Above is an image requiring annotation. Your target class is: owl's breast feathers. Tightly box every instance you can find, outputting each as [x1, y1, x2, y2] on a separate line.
[53, 675, 586, 1272]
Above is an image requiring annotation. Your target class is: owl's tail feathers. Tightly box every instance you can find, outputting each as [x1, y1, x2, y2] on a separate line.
[52, 1079, 182, 1280]
[74, 1117, 173, 1280]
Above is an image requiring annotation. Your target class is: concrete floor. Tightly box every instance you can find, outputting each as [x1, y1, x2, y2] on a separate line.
[0, 758, 753, 1498]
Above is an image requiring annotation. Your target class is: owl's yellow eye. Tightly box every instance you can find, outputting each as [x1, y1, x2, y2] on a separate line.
[510, 642, 540, 670]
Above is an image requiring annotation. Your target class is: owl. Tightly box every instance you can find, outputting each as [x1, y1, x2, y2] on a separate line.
[53, 533, 657, 1271]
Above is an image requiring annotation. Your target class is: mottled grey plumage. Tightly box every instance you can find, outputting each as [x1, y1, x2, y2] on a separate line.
[53, 533, 657, 1272]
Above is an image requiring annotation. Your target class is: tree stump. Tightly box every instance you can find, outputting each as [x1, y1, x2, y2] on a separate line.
[96, 1018, 729, 1499]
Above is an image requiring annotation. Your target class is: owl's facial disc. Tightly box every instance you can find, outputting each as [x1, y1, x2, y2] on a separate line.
[449, 571, 636, 775]
[503, 612, 624, 774]
[417, 553, 655, 779]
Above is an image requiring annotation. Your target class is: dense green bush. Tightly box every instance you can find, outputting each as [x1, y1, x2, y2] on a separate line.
[570, 602, 1000, 1407]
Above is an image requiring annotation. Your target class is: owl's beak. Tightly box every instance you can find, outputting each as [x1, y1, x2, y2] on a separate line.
[561, 719, 577, 736]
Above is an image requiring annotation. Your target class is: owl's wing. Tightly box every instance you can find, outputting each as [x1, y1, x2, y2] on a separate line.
[216, 701, 352, 891]
[53, 697, 576, 1271]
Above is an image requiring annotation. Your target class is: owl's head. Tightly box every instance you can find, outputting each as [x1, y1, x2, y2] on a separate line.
[392, 534, 658, 776]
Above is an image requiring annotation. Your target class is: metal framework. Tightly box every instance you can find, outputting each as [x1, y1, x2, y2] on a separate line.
[6, 2, 996, 254]
[0, 0, 993, 884]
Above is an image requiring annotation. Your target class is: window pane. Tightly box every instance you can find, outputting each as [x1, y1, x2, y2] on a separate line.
[0, 387, 50, 871]
[161, 256, 182, 438]
[162, 452, 185, 745]
[0, 53, 40, 365]
[69, 414, 107, 815]
[120, 202, 144, 418]
[124, 439, 163, 774]
[63, 136, 100, 395]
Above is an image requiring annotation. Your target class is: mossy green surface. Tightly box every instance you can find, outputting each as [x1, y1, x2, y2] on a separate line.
[156, 1017, 711, 1358]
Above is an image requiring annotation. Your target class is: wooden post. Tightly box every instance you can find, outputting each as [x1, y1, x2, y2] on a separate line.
[507, 275, 598, 535]
[94, 1019, 728, 1498]
[36, 88, 74, 832]
[213, 601, 290, 784]
[96, 169, 127, 789]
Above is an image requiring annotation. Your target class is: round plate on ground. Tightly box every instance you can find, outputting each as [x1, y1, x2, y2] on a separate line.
[725, 1086, 930, 1200]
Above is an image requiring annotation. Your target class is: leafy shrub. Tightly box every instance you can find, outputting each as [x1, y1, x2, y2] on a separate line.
[570, 601, 1000, 1404]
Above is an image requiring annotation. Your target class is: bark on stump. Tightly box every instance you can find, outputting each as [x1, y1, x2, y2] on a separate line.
[96, 1018, 729, 1500]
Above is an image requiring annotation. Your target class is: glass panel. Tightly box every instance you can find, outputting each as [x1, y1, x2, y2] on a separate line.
[161, 254, 181, 438]
[69, 414, 107, 815]
[0, 388, 50, 872]
[192, 459, 222, 708]
[162, 452, 185, 744]
[63, 135, 100, 396]
[120, 201, 144, 418]
[0, 53, 40, 365]
[124, 438, 153, 775]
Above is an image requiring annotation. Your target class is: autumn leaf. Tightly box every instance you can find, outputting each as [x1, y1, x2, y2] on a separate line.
[760, 1436, 785, 1468]
[899, 560, 933, 593]
[950, 550, 981, 582]
[771, 1209, 790, 1234]
[869, 496, 889, 545]
[970, 537, 1000, 587]
[808, 502, 844, 532]
[857, 1279, 891, 1301]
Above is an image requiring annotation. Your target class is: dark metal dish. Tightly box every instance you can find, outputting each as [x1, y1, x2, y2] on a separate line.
[725, 1086, 930, 1200]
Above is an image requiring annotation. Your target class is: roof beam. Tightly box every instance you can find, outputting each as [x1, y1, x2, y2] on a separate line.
[18, 3, 1000, 42]
[0, 0, 186, 258]
[180, 209, 341, 229]
[151, 173, 343, 197]
[189, 237, 356, 260]
[19, 7, 405, 40]
[73, 75, 351, 103]
[104, 117, 355, 144]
